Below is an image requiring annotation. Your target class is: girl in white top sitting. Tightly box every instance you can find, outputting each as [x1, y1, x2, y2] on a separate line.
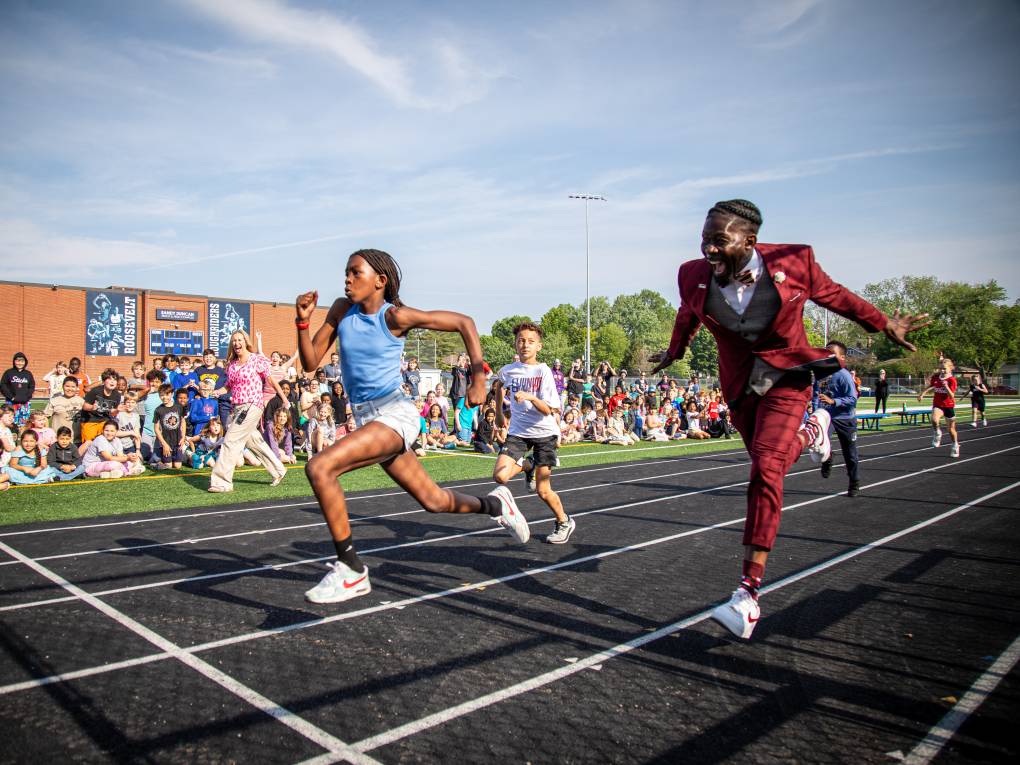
[82, 420, 146, 478]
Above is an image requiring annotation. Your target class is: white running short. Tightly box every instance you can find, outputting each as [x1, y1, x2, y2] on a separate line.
[351, 389, 421, 451]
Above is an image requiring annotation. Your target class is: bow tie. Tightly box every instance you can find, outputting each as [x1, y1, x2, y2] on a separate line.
[735, 269, 757, 286]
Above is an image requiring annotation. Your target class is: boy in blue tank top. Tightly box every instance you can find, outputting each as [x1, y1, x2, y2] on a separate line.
[295, 249, 530, 605]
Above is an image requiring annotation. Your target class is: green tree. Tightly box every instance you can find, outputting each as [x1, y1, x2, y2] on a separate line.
[590, 323, 629, 368]
[538, 331, 576, 366]
[480, 335, 514, 370]
[490, 315, 533, 346]
[540, 304, 579, 337]
[687, 329, 719, 376]
[933, 283, 1020, 376]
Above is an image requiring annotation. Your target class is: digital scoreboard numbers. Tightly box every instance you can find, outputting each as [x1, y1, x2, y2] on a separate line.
[149, 329, 205, 356]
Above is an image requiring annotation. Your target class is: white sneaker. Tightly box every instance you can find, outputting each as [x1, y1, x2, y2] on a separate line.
[546, 516, 576, 544]
[711, 587, 761, 640]
[950, 443, 960, 458]
[970, 421, 978, 428]
[489, 485, 530, 543]
[805, 409, 831, 463]
[982, 418, 988, 427]
[304, 561, 371, 604]
[932, 430, 942, 448]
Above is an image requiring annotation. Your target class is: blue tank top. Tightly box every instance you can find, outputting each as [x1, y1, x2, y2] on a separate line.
[338, 301, 405, 404]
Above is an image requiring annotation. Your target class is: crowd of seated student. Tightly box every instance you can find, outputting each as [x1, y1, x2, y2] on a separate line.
[0, 347, 736, 492]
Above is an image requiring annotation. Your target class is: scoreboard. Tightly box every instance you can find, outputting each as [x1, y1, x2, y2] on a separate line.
[149, 329, 205, 356]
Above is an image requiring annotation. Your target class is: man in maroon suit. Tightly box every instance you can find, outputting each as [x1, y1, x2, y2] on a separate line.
[651, 199, 927, 639]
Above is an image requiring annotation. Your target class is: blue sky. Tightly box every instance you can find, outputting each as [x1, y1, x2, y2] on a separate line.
[1, 0, 1018, 332]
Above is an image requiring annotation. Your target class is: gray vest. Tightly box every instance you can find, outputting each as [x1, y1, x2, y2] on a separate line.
[704, 275, 784, 395]
[704, 273, 781, 343]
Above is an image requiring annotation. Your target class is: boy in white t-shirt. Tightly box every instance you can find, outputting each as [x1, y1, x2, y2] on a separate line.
[491, 322, 574, 544]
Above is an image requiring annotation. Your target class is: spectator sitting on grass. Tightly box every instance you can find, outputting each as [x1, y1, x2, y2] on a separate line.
[560, 409, 582, 444]
[0, 406, 17, 455]
[4, 428, 58, 484]
[188, 418, 225, 469]
[643, 407, 668, 441]
[473, 407, 499, 454]
[433, 383, 451, 422]
[664, 407, 686, 439]
[685, 401, 711, 439]
[605, 407, 634, 445]
[115, 394, 142, 457]
[1, 352, 35, 428]
[49, 426, 85, 481]
[264, 407, 296, 465]
[26, 410, 57, 450]
[425, 403, 456, 449]
[328, 381, 350, 425]
[308, 403, 337, 456]
[82, 419, 145, 479]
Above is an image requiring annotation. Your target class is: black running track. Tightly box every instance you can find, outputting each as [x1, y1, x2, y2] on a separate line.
[1, 418, 1018, 764]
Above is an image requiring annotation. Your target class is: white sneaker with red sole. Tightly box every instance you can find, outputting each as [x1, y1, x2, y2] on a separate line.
[711, 587, 761, 639]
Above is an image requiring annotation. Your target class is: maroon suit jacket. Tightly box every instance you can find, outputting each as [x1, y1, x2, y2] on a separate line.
[667, 243, 888, 404]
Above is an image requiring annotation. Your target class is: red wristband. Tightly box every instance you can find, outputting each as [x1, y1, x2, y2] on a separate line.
[295, 320, 309, 330]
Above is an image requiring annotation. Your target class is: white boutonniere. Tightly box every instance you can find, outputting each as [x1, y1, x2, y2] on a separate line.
[773, 271, 786, 284]
[697, 283, 707, 289]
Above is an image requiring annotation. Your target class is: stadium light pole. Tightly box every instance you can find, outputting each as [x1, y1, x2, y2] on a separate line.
[568, 194, 606, 374]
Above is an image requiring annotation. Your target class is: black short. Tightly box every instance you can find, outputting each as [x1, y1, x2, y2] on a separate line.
[934, 405, 956, 420]
[500, 434, 559, 468]
[971, 398, 985, 412]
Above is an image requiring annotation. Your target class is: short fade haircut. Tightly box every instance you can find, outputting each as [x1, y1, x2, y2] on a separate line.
[158, 383, 174, 395]
[825, 340, 848, 353]
[56, 426, 73, 437]
[63, 375, 79, 387]
[709, 199, 763, 229]
[512, 321, 543, 339]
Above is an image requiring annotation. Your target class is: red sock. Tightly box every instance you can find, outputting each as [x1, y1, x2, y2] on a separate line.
[740, 560, 765, 596]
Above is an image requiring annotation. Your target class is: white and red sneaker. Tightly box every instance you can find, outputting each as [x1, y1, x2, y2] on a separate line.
[305, 561, 371, 604]
[803, 409, 832, 464]
[711, 587, 761, 639]
[489, 485, 530, 543]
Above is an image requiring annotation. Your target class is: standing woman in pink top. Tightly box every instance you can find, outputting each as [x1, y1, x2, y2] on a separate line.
[208, 330, 290, 493]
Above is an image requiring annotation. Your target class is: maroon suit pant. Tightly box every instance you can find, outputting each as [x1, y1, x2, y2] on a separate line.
[728, 375, 812, 550]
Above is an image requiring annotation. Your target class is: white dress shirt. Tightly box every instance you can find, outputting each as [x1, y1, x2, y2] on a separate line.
[718, 249, 762, 316]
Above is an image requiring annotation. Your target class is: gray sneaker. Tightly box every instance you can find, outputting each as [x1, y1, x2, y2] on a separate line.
[546, 516, 576, 544]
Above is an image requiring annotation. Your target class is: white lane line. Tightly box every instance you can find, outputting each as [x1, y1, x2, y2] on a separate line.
[4, 422, 1012, 568]
[350, 479, 1020, 755]
[0, 537, 380, 765]
[902, 631, 1020, 765]
[6, 413, 1014, 540]
[4, 441, 1016, 697]
[3, 429, 1017, 612]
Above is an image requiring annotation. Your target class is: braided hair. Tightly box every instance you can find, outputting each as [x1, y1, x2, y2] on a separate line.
[708, 199, 763, 229]
[352, 248, 403, 307]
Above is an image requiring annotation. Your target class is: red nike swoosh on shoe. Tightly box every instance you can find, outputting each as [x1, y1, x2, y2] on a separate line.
[747, 615, 760, 623]
[344, 575, 367, 589]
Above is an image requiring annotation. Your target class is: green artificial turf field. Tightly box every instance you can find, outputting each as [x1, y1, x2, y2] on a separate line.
[3, 397, 1017, 526]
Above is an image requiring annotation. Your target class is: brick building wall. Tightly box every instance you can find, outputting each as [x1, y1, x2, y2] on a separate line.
[0, 281, 330, 396]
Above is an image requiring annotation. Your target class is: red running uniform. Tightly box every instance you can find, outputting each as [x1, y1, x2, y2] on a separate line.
[930, 374, 957, 409]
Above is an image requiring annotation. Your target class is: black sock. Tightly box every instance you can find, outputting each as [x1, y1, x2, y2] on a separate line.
[480, 495, 503, 517]
[333, 535, 365, 573]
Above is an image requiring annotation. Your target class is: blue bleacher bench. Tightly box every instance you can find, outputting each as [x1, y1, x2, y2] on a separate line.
[857, 413, 891, 431]
[899, 408, 931, 426]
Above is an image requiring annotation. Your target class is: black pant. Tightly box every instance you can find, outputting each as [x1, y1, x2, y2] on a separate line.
[829, 417, 859, 483]
[874, 394, 888, 413]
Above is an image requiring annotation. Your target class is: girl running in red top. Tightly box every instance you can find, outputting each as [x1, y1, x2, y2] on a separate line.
[918, 357, 959, 458]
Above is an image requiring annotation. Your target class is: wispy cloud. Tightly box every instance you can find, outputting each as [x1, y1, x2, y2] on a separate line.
[178, 0, 495, 110]
[0, 220, 179, 281]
